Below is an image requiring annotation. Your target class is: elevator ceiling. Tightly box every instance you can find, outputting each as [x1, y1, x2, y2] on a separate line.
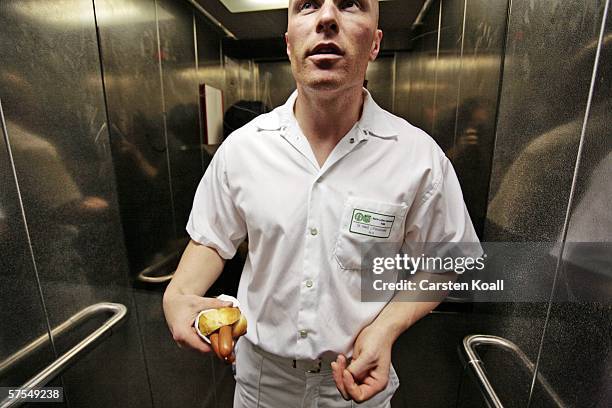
[194, 0, 426, 40]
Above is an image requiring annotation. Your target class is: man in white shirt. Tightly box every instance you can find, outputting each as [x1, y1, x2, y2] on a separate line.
[163, 0, 479, 406]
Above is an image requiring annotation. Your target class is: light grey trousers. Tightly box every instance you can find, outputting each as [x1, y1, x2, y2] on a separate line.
[233, 337, 399, 408]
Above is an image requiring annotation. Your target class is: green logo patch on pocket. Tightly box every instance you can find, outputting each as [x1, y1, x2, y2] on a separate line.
[350, 209, 395, 238]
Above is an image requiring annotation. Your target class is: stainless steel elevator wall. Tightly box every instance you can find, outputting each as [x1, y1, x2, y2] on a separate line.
[1, 0, 610, 407]
[0, 100, 58, 392]
[96, 0, 176, 275]
[0, 1, 152, 406]
[472, 0, 611, 406]
[0, 0, 230, 406]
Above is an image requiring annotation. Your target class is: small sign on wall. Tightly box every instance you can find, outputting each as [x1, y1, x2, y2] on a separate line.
[199, 83, 224, 145]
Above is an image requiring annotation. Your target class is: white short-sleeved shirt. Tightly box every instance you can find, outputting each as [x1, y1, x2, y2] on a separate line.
[187, 89, 480, 359]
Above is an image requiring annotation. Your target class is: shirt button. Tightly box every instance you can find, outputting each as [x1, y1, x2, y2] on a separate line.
[310, 227, 318, 236]
[305, 279, 313, 288]
[299, 330, 308, 338]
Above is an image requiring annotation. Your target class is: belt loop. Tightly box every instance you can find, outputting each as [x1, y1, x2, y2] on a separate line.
[307, 360, 322, 373]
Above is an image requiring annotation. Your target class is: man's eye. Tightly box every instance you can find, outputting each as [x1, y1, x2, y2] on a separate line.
[342, 0, 358, 8]
[300, 1, 314, 10]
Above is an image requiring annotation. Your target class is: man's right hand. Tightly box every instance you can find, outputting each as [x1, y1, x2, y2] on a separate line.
[163, 292, 232, 354]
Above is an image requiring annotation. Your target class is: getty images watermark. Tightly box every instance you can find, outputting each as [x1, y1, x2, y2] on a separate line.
[359, 241, 612, 302]
[355, 241, 612, 302]
[370, 252, 504, 292]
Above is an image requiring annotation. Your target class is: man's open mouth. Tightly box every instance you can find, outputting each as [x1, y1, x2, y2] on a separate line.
[308, 43, 344, 56]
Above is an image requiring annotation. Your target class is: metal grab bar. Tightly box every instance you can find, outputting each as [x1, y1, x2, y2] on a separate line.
[185, 0, 237, 39]
[136, 249, 180, 283]
[462, 335, 567, 408]
[412, 0, 436, 30]
[0, 302, 128, 408]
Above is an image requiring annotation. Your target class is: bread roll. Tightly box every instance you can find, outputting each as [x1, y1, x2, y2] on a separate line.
[197, 307, 241, 336]
[231, 314, 248, 338]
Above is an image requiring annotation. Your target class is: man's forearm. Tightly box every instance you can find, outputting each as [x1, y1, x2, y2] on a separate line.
[369, 271, 456, 342]
[164, 240, 225, 298]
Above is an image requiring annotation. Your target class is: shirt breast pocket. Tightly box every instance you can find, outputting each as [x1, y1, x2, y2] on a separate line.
[333, 197, 408, 271]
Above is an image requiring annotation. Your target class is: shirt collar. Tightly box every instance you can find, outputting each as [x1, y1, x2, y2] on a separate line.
[357, 88, 399, 139]
[256, 88, 398, 140]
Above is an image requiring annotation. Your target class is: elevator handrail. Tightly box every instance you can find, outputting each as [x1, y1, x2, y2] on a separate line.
[462, 335, 567, 408]
[136, 249, 179, 283]
[412, 0, 436, 30]
[0, 302, 127, 408]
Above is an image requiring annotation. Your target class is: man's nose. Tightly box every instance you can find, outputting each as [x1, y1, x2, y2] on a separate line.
[316, 2, 339, 34]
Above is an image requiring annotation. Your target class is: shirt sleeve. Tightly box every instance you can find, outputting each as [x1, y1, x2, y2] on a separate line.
[186, 143, 247, 259]
[402, 153, 482, 262]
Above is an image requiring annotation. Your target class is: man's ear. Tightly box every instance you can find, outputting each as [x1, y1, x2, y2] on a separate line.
[369, 29, 383, 61]
[285, 32, 292, 59]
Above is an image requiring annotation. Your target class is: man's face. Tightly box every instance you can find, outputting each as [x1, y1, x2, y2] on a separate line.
[286, 0, 382, 92]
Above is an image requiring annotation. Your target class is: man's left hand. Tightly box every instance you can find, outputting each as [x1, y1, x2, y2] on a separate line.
[331, 324, 393, 403]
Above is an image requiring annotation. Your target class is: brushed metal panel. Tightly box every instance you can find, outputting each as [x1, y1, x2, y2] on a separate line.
[449, 0, 507, 236]
[195, 12, 224, 166]
[224, 56, 242, 111]
[393, 52, 416, 126]
[94, 3, 218, 406]
[395, 50, 438, 133]
[0, 102, 56, 390]
[257, 61, 295, 109]
[366, 55, 395, 113]
[395, 0, 441, 135]
[486, 0, 607, 242]
[0, 1, 152, 406]
[479, 0, 609, 407]
[530, 4, 612, 406]
[196, 13, 224, 92]
[432, 0, 466, 151]
[238, 59, 258, 101]
[157, 0, 204, 237]
[96, 0, 176, 275]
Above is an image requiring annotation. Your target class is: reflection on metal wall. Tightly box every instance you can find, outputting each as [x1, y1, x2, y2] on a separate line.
[195, 12, 225, 164]
[475, 0, 610, 407]
[448, 0, 507, 236]
[395, 0, 440, 136]
[96, 0, 175, 275]
[257, 61, 295, 109]
[157, 0, 204, 238]
[486, 0, 607, 241]
[524, 3, 612, 407]
[224, 56, 260, 111]
[96, 0, 227, 280]
[0, 0, 152, 406]
[366, 56, 395, 113]
[393, 0, 505, 237]
[433, 0, 465, 150]
[239, 60, 260, 102]
[224, 56, 241, 110]
[196, 14, 224, 91]
[0, 100, 56, 390]
[95, 1, 228, 407]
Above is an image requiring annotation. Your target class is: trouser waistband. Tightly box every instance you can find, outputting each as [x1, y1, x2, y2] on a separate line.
[247, 339, 339, 374]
